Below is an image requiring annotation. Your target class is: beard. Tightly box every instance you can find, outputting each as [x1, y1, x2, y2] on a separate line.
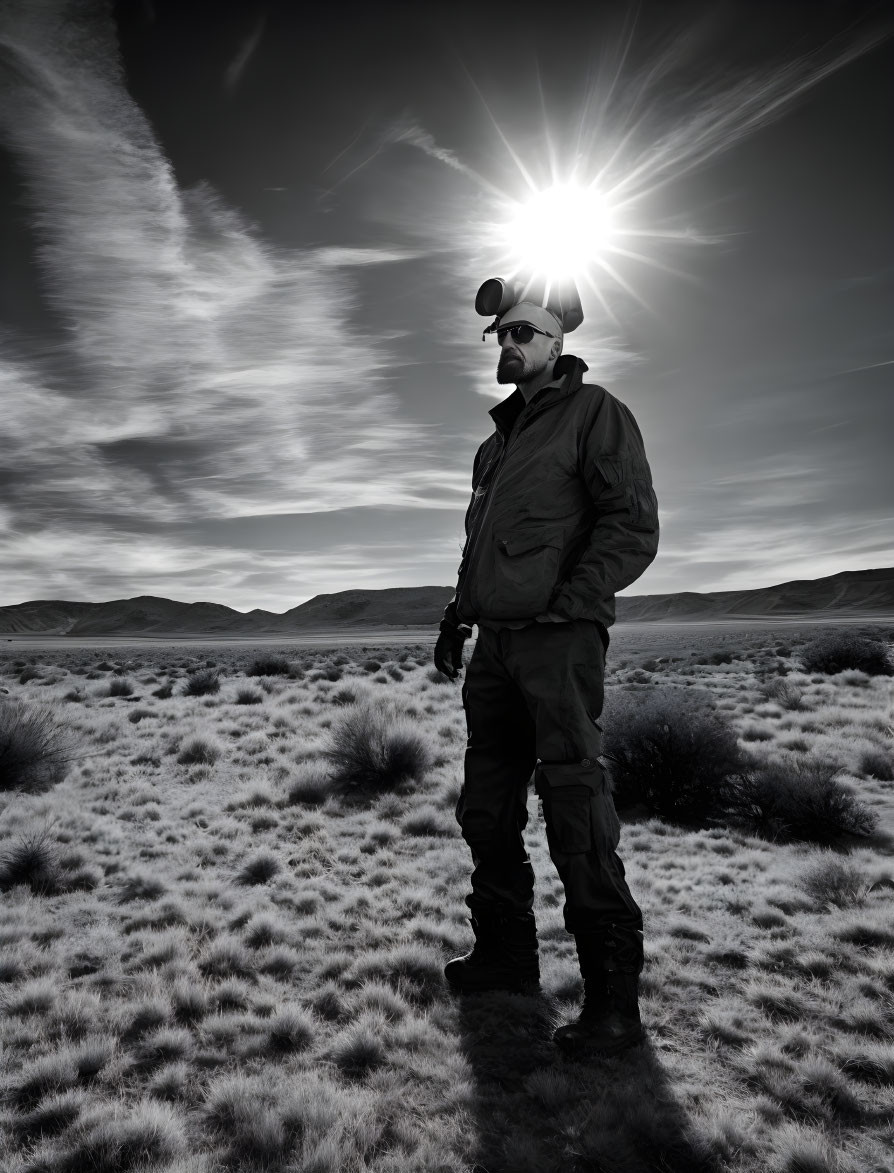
[497, 350, 541, 385]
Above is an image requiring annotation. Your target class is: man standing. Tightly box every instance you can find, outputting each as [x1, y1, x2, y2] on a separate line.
[434, 294, 659, 1057]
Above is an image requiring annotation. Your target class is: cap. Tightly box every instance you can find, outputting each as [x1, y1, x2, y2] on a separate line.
[482, 300, 563, 338]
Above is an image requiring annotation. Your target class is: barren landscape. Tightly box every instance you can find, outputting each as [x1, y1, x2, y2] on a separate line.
[1, 621, 893, 1173]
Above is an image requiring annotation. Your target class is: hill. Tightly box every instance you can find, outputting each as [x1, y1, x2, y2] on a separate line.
[1, 568, 892, 636]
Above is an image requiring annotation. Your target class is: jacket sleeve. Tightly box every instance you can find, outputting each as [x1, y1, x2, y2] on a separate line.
[548, 391, 659, 621]
[441, 439, 488, 626]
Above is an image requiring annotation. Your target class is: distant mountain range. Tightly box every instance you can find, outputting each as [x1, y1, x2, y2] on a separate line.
[1, 568, 892, 637]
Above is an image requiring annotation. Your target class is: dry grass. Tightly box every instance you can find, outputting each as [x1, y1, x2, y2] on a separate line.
[0, 624, 892, 1172]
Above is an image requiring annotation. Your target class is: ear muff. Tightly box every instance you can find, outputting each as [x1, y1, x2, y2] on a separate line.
[475, 275, 584, 333]
[475, 278, 520, 318]
[546, 280, 583, 334]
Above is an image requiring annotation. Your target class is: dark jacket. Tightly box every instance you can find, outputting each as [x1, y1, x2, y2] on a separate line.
[445, 354, 659, 643]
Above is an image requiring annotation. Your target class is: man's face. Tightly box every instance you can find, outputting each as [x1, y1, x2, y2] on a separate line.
[496, 326, 560, 385]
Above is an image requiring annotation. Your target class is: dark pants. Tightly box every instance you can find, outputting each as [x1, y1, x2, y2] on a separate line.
[456, 619, 643, 964]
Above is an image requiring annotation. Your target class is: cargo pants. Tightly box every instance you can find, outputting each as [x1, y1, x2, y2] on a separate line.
[456, 618, 643, 968]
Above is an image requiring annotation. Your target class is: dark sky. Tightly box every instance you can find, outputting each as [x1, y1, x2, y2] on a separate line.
[0, 0, 891, 609]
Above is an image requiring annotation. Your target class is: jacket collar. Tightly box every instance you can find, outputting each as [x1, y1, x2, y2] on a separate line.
[488, 353, 590, 438]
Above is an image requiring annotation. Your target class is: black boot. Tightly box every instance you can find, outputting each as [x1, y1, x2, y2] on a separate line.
[444, 907, 540, 994]
[553, 927, 645, 1057]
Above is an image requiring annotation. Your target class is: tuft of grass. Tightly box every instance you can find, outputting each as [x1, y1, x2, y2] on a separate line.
[860, 746, 893, 781]
[331, 685, 359, 706]
[426, 664, 457, 685]
[286, 761, 332, 806]
[0, 828, 61, 895]
[107, 677, 134, 697]
[247, 655, 292, 677]
[322, 697, 434, 794]
[14, 1089, 86, 1143]
[761, 678, 805, 710]
[238, 850, 281, 885]
[151, 681, 173, 699]
[117, 870, 167, 902]
[176, 734, 222, 765]
[182, 668, 220, 696]
[401, 803, 453, 837]
[799, 629, 894, 677]
[799, 854, 870, 909]
[0, 700, 77, 794]
[330, 1013, 388, 1079]
[43, 1098, 186, 1172]
[602, 687, 744, 823]
[235, 686, 263, 705]
[719, 755, 878, 843]
[268, 1006, 315, 1053]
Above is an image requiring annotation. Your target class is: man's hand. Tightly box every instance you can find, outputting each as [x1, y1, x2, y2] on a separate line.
[434, 618, 472, 681]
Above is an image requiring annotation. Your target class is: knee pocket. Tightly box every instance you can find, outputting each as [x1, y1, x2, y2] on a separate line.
[544, 785, 593, 854]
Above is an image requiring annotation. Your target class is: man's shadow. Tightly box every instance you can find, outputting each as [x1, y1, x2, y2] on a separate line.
[451, 982, 723, 1173]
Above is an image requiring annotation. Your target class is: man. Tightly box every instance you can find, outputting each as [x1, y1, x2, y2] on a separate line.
[434, 296, 659, 1057]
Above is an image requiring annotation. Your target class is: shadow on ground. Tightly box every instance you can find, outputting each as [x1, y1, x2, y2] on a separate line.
[452, 987, 721, 1173]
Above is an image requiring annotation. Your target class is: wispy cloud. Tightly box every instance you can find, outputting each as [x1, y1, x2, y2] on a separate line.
[0, 0, 467, 603]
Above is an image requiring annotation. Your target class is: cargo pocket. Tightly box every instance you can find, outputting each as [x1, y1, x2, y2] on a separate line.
[490, 524, 565, 614]
[595, 454, 657, 529]
[544, 785, 594, 854]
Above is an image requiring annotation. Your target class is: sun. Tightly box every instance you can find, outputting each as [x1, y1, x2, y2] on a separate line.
[499, 182, 616, 284]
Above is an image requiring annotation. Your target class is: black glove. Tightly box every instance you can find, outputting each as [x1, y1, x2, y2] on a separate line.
[434, 601, 473, 682]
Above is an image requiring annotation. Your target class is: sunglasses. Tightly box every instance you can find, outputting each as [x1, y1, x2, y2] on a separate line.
[495, 323, 555, 345]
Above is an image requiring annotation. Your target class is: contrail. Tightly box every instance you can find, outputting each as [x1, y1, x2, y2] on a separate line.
[223, 14, 267, 93]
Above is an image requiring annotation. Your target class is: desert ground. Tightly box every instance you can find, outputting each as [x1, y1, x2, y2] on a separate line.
[1, 620, 892, 1173]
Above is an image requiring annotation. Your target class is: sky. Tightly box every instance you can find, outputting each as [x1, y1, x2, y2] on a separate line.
[0, 0, 892, 612]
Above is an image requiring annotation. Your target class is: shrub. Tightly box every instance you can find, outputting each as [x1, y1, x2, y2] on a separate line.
[182, 668, 220, 696]
[0, 828, 61, 894]
[247, 656, 291, 677]
[362, 660, 382, 673]
[323, 698, 434, 794]
[601, 687, 744, 823]
[799, 630, 894, 677]
[18, 664, 42, 683]
[719, 756, 878, 843]
[0, 700, 76, 794]
[151, 682, 174, 699]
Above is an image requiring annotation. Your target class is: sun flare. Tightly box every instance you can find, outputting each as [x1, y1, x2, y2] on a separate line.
[500, 183, 616, 284]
